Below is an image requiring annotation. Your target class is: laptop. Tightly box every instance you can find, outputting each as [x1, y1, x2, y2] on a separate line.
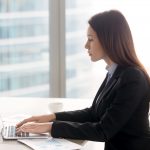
[1, 123, 50, 140]
[0, 116, 49, 139]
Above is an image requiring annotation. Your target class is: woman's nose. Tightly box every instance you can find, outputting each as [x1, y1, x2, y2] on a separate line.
[85, 41, 89, 49]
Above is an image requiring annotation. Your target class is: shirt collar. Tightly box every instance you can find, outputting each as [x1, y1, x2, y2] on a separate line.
[106, 63, 118, 78]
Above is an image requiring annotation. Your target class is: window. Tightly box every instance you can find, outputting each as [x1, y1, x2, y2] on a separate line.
[1, 0, 150, 98]
[0, 0, 49, 97]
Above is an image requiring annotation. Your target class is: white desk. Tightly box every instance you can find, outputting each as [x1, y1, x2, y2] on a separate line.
[0, 97, 104, 150]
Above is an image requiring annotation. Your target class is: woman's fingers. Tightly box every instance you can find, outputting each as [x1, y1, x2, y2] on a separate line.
[16, 116, 36, 128]
[16, 122, 35, 133]
[16, 122, 51, 134]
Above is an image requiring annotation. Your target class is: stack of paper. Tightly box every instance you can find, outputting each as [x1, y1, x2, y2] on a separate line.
[18, 137, 82, 150]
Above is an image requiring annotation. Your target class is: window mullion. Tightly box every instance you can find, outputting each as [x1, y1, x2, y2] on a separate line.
[49, 0, 66, 97]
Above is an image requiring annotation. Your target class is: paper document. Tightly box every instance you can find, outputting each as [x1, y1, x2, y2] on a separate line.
[18, 138, 82, 150]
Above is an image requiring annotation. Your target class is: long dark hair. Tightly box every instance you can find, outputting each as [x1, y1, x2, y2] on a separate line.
[88, 10, 150, 82]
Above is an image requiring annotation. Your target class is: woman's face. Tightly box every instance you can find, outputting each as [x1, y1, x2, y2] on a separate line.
[85, 25, 106, 62]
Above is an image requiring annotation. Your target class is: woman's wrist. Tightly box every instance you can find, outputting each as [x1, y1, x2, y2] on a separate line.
[50, 113, 56, 121]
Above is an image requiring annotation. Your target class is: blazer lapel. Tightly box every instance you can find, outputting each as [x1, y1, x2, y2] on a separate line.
[95, 65, 126, 106]
[101, 78, 118, 98]
[93, 73, 109, 104]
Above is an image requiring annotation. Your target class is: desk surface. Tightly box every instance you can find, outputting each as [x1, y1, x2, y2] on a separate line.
[0, 97, 104, 150]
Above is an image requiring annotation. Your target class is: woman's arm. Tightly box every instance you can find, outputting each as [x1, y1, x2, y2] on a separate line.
[55, 106, 96, 123]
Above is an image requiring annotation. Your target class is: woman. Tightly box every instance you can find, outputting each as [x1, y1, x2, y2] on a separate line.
[16, 10, 150, 150]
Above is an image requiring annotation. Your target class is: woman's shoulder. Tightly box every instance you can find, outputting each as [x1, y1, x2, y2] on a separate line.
[120, 66, 145, 76]
[118, 66, 147, 82]
[118, 66, 150, 99]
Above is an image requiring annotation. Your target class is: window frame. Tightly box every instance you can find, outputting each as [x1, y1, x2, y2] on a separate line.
[49, 0, 66, 97]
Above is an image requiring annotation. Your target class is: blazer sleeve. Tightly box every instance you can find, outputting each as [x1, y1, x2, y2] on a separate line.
[51, 68, 149, 141]
[55, 106, 97, 123]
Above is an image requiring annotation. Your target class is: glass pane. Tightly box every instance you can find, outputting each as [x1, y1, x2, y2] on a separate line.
[66, 0, 106, 98]
[0, 0, 49, 97]
[66, 0, 150, 98]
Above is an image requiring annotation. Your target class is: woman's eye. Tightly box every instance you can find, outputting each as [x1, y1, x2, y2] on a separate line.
[88, 39, 93, 42]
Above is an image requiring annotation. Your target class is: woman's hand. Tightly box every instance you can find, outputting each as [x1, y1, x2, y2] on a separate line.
[16, 122, 52, 134]
[16, 114, 56, 128]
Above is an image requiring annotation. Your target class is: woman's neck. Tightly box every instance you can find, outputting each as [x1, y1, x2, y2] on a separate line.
[104, 56, 114, 67]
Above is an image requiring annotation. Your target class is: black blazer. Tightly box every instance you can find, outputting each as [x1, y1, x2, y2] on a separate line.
[51, 65, 150, 150]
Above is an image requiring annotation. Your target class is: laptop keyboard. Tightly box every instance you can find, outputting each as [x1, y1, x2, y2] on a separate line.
[3, 125, 29, 138]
